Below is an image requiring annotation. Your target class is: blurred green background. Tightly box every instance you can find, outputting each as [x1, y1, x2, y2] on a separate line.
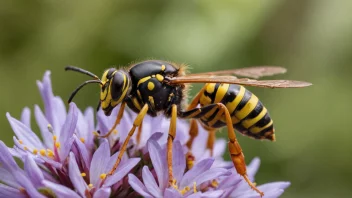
[1, 0, 351, 197]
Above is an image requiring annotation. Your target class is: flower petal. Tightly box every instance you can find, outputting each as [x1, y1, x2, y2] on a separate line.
[34, 105, 53, 148]
[58, 103, 78, 145]
[6, 113, 44, 149]
[180, 158, 214, 188]
[90, 140, 110, 186]
[128, 174, 152, 198]
[0, 167, 20, 188]
[24, 154, 44, 187]
[83, 107, 95, 150]
[142, 166, 162, 197]
[73, 135, 91, 171]
[0, 183, 27, 198]
[172, 141, 185, 182]
[103, 158, 140, 187]
[20, 107, 31, 129]
[164, 188, 181, 198]
[93, 187, 111, 198]
[194, 168, 231, 188]
[247, 157, 260, 180]
[147, 139, 168, 191]
[258, 182, 291, 192]
[43, 180, 81, 198]
[69, 152, 88, 197]
[200, 190, 224, 198]
[58, 137, 74, 163]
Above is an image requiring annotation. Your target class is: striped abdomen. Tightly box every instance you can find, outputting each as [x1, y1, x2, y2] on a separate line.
[198, 83, 275, 141]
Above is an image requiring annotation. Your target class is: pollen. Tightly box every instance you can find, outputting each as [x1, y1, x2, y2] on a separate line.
[193, 182, 197, 193]
[113, 129, 118, 135]
[80, 137, 85, 143]
[24, 146, 28, 151]
[180, 186, 190, 195]
[100, 173, 107, 180]
[81, 173, 86, 177]
[47, 149, 54, 157]
[211, 180, 219, 187]
[40, 149, 46, 156]
[53, 135, 57, 141]
[32, 149, 38, 155]
[55, 142, 61, 149]
[88, 183, 93, 188]
[18, 140, 23, 144]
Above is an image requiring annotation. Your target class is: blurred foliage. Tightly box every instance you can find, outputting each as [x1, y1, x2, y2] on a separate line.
[1, 0, 352, 197]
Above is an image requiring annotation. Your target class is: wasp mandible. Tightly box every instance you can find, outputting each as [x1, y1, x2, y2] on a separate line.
[65, 60, 312, 197]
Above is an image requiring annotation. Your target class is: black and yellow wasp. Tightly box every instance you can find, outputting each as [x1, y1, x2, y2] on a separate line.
[65, 60, 311, 197]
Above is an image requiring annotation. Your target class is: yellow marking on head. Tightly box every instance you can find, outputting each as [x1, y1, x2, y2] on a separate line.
[81, 173, 86, 177]
[214, 84, 229, 103]
[235, 94, 259, 120]
[137, 76, 151, 87]
[156, 74, 164, 82]
[242, 107, 267, 128]
[149, 96, 155, 109]
[100, 173, 107, 180]
[161, 64, 166, 71]
[226, 86, 245, 114]
[147, 81, 155, 91]
[40, 149, 46, 156]
[250, 120, 273, 133]
[32, 149, 38, 155]
[47, 149, 54, 157]
[55, 142, 61, 149]
[205, 83, 216, 94]
[137, 90, 142, 98]
[18, 140, 23, 144]
[132, 98, 142, 110]
[80, 137, 85, 143]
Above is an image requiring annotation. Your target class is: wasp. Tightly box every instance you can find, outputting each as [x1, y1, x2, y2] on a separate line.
[65, 60, 311, 196]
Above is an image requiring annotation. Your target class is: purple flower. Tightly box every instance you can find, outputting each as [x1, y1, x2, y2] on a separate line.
[0, 71, 290, 197]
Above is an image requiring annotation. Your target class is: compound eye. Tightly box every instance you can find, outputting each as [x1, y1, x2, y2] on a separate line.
[110, 72, 125, 100]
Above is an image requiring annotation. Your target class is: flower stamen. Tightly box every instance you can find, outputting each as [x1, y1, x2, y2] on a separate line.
[80, 137, 85, 143]
[23, 146, 28, 151]
[88, 183, 93, 188]
[55, 142, 61, 149]
[32, 149, 38, 155]
[18, 140, 23, 144]
[180, 186, 190, 195]
[81, 173, 86, 177]
[52, 135, 57, 141]
[113, 129, 118, 135]
[47, 149, 54, 158]
[211, 179, 219, 187]
[193, 182, 197, 193]
[40, 149, 46, 156]
[100, 173, 107, 180]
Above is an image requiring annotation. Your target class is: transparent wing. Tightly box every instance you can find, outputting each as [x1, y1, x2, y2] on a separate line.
[167, 75, 312, 88]
[186, 66, 287, 79]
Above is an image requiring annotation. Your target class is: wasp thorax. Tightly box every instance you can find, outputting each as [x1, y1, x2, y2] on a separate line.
[100, 68, 131, 116]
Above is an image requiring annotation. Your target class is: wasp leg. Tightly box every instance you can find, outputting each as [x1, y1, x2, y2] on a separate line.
[136, 120, 143, 146]
[99, 102, 126, 138]
[186, 119, 198, 170]
[108, 104, 148, 175]
[186, 86, 206, 111]
[168, 104, 177, 185]
[217, 103, 264, 197]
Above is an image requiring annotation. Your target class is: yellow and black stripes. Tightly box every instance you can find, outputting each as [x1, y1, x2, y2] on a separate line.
[185, 83, 275, 141]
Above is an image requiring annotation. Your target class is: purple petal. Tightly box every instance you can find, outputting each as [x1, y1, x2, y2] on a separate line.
[0, 141, 20, 172]
[186, 192, 202, 198]
[194, 168, 231, 188]
[69, 152, 88, 197]
[20, 107, 31, 129]
[0, 168, 20, 188]
[43, 180, 81, 198]
[180, 158, 214, 188]
[142, 166, 162, 197]
[128, 174, 152, 198]
[34, 105, 53, 148]
[58, 137, 74, 162]
[147, 140, 168, 191]
[247, 157, 260, 180]
[6, 113, 44, 148]
[0, 183, 27, 198]
[53, 96, 67, 127]
[258, 182, 291, 191]
[83, 107, 95, 150]
[217, 171, 241, 189]
[93, 187, 111, 198]
[90, 140, 110, 186]
[172, 141, 185, 182]
[213, 139, 226, 158]
[103, 158, 140, 187]
[164, 188, 182, 198]
[59, 103, 78, 145]
[24, 155, 44, 187]
[73, 135, 91, 170]
[200, 190, 224, 198]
